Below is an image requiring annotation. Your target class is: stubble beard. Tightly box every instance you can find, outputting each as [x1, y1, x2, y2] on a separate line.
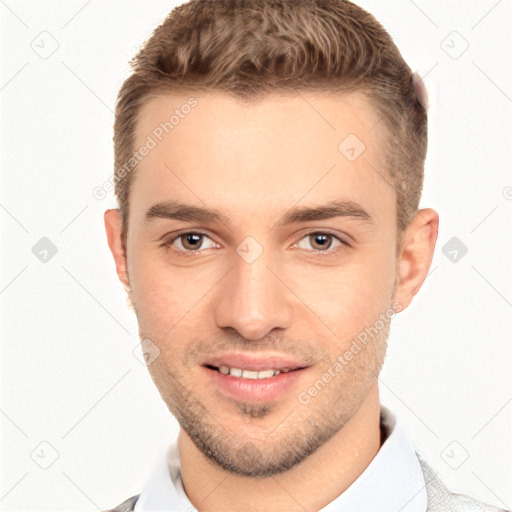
[146, 326, 389, 478]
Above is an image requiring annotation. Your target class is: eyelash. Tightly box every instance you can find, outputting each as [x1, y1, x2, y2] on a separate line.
[161, 231, 351, 258]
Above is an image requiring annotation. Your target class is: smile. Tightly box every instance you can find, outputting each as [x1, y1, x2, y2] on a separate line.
[207, 365, 296, 379]
[203, 364, 308, 402]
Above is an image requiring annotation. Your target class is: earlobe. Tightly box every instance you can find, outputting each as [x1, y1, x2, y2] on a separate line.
[104, 209, 130, 289]
[393, 208, 439, 311]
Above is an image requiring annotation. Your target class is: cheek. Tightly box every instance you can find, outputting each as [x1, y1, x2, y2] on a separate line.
[128, 248, 222, 336]
[128, 250, 184, 329]
[295, 249, 396, 334]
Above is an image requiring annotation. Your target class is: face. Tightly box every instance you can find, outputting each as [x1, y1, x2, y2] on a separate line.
[116, 91, 403, 477]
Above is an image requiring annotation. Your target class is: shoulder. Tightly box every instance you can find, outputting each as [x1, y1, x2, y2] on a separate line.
[102, 493, 140, 512]
[417, 455, 509, 512]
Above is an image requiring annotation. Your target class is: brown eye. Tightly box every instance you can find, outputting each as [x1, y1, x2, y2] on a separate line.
[309, 233, 333, 250]
[295, 232, 346, 254]
[180, 233, 204, 250]
[165, 232, 218, 253]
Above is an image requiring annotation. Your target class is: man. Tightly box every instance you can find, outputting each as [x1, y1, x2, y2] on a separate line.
[103, 0, 507, 510]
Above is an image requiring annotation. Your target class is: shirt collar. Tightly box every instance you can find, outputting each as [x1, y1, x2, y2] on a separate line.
[318, 405, 427, 511]
[135, 405, 427, 512]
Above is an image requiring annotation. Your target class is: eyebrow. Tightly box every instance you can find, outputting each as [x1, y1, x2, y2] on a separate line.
[144, 199, 373, 227]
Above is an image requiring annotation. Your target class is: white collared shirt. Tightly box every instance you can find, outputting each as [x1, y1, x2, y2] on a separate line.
[134, 405, 428, 512]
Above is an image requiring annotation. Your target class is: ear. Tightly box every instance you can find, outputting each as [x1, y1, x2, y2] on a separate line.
[393, 208, 439, 311]
[104, 209, 130, 290]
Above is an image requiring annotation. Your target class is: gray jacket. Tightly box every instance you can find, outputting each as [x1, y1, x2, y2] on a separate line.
[104, 455, 509, 512]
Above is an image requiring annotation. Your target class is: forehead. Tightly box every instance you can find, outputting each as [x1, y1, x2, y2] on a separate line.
[129, 91, 393, 226]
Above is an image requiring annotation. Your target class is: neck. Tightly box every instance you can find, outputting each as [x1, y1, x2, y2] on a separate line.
[178, 383, 382, 512]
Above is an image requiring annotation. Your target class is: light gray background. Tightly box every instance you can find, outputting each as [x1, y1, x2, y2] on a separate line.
[1, 0, 511, 510]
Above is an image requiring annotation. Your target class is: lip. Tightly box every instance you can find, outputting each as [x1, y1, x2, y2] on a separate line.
[202, 352, 310, 372]
[203, 365, 309, 402]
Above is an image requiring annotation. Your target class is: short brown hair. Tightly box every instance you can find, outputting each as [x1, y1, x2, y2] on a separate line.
[113, 0, 427, 241]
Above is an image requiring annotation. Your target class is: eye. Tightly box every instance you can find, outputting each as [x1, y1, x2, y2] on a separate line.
[295, 232, 348, 255]
[163, 232, 219, 254]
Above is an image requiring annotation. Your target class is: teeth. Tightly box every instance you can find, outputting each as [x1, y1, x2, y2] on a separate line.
[255, 369, 275, 379]
[230, 367, 242, 377]
[217, 365, 284, 379]
[242, 370, 259, 379]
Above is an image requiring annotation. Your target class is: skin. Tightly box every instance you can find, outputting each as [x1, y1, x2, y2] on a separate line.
[104, 91, 438, 512]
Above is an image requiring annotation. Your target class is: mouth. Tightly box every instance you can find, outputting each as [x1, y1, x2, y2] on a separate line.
[201, 355, 311, 402]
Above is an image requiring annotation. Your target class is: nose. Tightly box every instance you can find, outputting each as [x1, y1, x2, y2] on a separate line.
[213, 250, 294, 340]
